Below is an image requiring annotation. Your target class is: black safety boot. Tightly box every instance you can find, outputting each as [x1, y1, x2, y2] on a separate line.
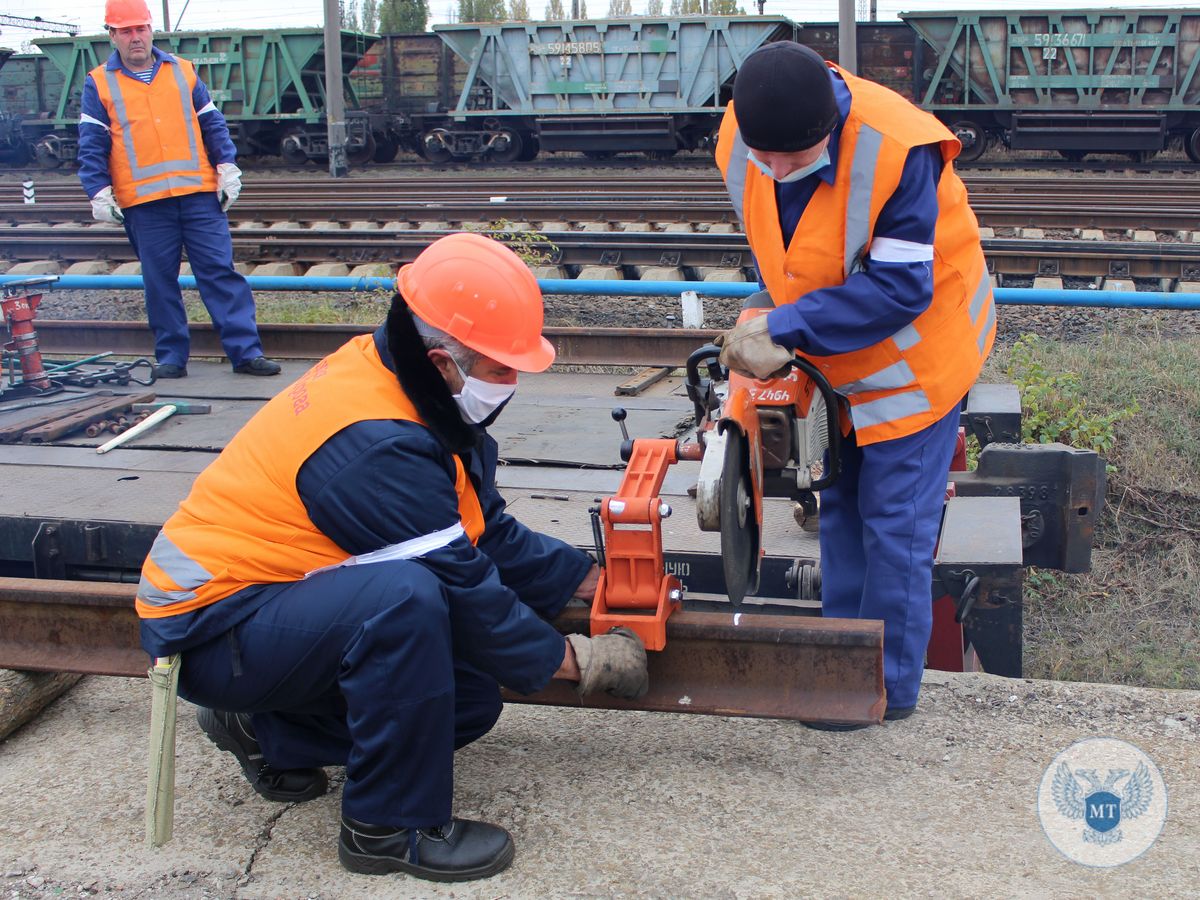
[154, 363, 187, 379]
[338, 815, 515, 882]
[196, 707, 328, 803]
[802, 704, 917, 732]
[232, 356, 282, 376]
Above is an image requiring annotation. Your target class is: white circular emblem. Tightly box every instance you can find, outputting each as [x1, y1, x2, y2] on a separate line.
[1037, 737, 1168, 867]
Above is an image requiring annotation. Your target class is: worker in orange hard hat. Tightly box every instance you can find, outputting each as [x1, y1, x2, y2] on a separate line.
[103, 0, 152, 27]
[76, 0, 281, 379]
[136, 233, 649, 882]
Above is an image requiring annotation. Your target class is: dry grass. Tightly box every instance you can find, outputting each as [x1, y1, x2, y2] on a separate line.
[984, 325, 1200, 691]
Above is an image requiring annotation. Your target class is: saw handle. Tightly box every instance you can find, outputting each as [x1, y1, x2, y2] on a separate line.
[788, 356, 843, 492]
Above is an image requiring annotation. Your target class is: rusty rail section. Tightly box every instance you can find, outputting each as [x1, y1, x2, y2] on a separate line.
[0, 577, 885, 725]
[26, 321, 722, 369]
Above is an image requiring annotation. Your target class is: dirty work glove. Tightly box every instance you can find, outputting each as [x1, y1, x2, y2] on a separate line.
[715, 315, 795, 380]
[566, 627, 649, 700]
[216, 162, 242, 211]
[90, 185, 124, 224]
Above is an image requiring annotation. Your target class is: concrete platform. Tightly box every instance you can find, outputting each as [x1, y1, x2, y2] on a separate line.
[1, 364, 1198, 895]
[0, 671, 1194, 896]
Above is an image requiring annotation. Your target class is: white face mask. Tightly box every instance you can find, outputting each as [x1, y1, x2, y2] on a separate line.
[748, 147, 831, 184]
[450, 357, 517, 424]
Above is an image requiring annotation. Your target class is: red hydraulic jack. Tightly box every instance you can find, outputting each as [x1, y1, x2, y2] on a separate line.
[1, 277, 56, 395]
[589, 409, 703, 650]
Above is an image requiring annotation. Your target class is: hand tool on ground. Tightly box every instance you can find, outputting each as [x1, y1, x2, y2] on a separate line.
[131, 402, 212, 415]
[1, 391, 155, 443]
[145, 653, 180, 848]
[1, 276, 58, 397]
[96, 404, 177, 454]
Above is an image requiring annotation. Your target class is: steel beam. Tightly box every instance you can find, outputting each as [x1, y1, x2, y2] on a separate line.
[0, 578, 885, 725]
[24, 321, 722, 368]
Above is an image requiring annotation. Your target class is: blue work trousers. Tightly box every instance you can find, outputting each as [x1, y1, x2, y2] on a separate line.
[819, 402, 962, 710]
[122, 192, 263, 369]
[177, 561, 505, 828]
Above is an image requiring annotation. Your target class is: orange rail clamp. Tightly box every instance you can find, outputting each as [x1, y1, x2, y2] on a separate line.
[591, 437, 683, 650]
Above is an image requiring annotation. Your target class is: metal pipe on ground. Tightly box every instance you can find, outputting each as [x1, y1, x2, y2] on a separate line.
[1, 275, 1199, 310]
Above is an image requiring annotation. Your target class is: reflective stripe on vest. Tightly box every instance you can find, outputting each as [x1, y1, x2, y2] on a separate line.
[723, 129, 750, 232]
[137, 531, 209, 608]
[844, 125, 884, 278]
[103, 63, 204, 199]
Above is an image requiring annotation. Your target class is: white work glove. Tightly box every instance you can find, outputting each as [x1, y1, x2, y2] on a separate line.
[715, 315, 795, 380]
[566, 627, 649, 700]
[216, 162, 242, 212]
[90, 185, 124, 224]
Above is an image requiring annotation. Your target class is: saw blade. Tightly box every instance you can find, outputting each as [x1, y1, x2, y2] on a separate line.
[720, 429, 760, 607]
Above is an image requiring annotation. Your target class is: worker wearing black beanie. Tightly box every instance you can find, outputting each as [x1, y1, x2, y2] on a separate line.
[732, 42, 840, 152]
[714, 32, 995, 735]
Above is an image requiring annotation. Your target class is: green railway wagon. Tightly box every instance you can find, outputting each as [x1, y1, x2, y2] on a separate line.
[903, 8, 1200, 162]
[28, 28, 375, 168]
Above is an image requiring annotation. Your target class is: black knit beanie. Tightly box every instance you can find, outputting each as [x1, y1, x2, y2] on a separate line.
[733, 42, 839, 152]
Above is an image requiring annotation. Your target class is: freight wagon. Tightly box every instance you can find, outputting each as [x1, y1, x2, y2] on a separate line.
[1, 28, 374, 167]
[351, 15, 798, 162]
[351, 10, 1200, 164]
[902, 8, 1200, 162]
[0, 51, 66, 165]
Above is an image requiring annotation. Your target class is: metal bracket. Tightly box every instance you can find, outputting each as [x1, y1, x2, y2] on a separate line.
[31, 522, 65, 580]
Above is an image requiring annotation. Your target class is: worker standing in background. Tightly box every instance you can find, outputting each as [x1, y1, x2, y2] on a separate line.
[135, 233, 649, 882]
[76, 0, 280, 379]
[714, 42, 995, 728]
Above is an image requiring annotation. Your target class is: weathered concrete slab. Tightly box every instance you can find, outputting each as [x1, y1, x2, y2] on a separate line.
[0, 672, 1193, 896]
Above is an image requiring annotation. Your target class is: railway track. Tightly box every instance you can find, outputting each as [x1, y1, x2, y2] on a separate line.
[3, 226, 1198, 285]
[7, 173, 1200, 232]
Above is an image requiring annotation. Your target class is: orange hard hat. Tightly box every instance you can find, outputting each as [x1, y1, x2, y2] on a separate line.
[105, 0, 153, 28]
[397, 232, 555, 373]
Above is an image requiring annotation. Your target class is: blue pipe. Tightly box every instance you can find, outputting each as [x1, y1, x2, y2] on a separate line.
[3, 273, 1200, 310]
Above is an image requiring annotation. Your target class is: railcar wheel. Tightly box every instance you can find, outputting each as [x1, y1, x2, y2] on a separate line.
[279, 129, 309, 165]
[33, 137, 64, 169]
[488, 129, 524, 163]
[420, 131, 454, 164]
[1186, 129, 1200, 164]
[346, 133, 377, 167]
[517, 133, 540, 161]
[372, 135, 400, 163]
[950, 121, 987, 162]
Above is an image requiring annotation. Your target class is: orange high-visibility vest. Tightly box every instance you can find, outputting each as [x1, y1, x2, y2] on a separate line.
[137, 335, 485, 618]
[716, 64, 996, 445]
[89, 55, 218, 209]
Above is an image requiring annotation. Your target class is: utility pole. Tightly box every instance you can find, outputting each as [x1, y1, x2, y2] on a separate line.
[161, 0, 170, 31]
[838, 0, 857, 74]
[323, 0, 348, 178]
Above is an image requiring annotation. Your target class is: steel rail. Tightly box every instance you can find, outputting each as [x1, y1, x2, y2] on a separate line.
[0, 577, 885, 724]
[23, 321, 720, 367]
[11, 171, 1200, 197]
[5, 198, 1200, 230]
